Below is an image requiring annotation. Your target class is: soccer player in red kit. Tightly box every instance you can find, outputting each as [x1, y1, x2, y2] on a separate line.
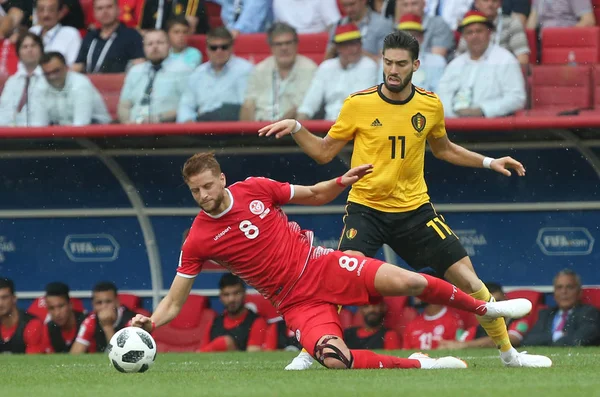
[0, 278, 44, 354]
[132, 152, 533, 370]
[403, 299, 464, 350]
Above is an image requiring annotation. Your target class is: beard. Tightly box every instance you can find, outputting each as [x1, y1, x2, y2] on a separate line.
[198, 190, 225, 214]
[383, 70, 413, 93]
[364, 313, 384, 328]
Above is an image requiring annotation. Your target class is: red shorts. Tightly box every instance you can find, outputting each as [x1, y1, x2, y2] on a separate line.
[279, 250, 384, 355]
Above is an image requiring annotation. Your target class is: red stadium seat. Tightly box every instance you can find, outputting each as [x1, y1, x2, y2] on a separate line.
[339, 307, 354, 329]
[27, 296, 86, 322]
[541, 27, 600, 64]
[525, 29, 538, 64]
[118, 293, 142, 311]
[505, 289, 546, 326]
[297, 33, 330, 64]
[529, 65, 592, 114]
[88, 73, 126, 121]
[169, 294, 210, 328]
[595, 0, 600, 26]
[153, 308, 217, 352]
[581, 288, 600, 310]
[0, 39, 19, 76]
[244, 294, 280, 322]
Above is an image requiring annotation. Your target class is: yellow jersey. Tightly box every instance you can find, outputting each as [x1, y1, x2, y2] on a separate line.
[328, 84, 446, 213]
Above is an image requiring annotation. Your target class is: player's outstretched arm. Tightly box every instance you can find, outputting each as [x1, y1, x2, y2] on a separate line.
[258, 119, 347, 164]
[428, 135, 526, 177]
[131, 275, 194, 333]
[289, 164, 373, 206]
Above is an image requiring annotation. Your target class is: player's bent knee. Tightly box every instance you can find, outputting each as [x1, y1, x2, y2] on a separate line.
[314, 335, 353, 370]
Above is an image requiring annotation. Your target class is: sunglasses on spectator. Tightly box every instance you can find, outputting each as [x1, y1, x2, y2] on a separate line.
[208, 43, 231, 51]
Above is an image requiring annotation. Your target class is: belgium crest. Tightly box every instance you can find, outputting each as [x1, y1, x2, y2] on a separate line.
[411, 112, 426, 136]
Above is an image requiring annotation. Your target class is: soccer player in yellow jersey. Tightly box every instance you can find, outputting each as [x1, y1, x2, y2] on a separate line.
[259, 29, 552, 370]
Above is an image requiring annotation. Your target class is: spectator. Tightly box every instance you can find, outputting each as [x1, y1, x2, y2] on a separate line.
[118, 29, 190, 124]
[344, 302, 401, 350]
[0, 32, 48, 126]
[437, 11, 525, 118]
[0, 277, 44, 354]
[402, 299, 464, 350]
[218, 0, 272, 37]
[264, 319, 303, 351]
[41, 51, 111, 125]
[198, 273, 268, 352]
[438, 282, 530, 349]
[297, 23, 377, 121]
[458, 0, 530, 65]
[56, 0, 86, 30]
[423, 0, 473, 30]
[329, 0, 394, 60]
[523, 269, 600, 347]
[166, 17, 202, 69]
[71, 282, 137, 354]
[138, 0, 209, 33]
[501, 0, 529, 27]
[29, 0, 82, 65]
[240, 22, 316, 121]
[73, 0, 145, 74]
[177, 26, 252, 122]
[395, 0, 454, 58]
[393, 14, 446, 92]
[41, 282, 87, 353]
[273, 0, 340, 33]
[527, 0, 595, 31]
[369, 0, 396, 20]
[0, 0, 34, 42]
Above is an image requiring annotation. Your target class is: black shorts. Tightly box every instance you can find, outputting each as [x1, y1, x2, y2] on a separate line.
[338, 202, 468, 276]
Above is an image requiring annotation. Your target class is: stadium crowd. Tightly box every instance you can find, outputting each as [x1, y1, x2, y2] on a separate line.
[1, 268, 600, 354]
[0, 0, 598, 125]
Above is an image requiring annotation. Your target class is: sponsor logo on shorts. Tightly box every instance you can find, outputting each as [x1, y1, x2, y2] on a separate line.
[346, 228, 357, 240]
[295, 329, 301, 342]
[249, 200, 265, 215]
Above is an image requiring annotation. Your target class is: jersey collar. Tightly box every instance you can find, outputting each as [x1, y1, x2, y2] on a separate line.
[377, 83, 415, 105]
[203, 189, 234, 219]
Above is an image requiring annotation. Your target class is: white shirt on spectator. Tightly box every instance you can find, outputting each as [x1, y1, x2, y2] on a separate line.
[45, 71, 111, 126]
[437, 44, 526, 118]
[0, 65, 49, 126]
[299, 56, 378, 120]
[273, 0, 341, 33]
[119, 59, 191, 123]
[246, 55, 317, 121]
[177, 55, 253, 122]
[424, 0, 473, 30]
[30, 24, 82, 66]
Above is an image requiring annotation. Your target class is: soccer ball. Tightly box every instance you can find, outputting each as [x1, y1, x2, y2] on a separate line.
[107, 327, 157, 373]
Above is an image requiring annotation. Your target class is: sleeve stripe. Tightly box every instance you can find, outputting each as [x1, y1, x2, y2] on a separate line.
[289, 184, 295, 201]
[75, 338, 90, 346]
[508, 330, 523, 340]
[176, 272, 198, 279]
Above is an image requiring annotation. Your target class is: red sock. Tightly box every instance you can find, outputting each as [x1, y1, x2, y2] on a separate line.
[351, 350, 421, 369]
[418, 274, 487, 316]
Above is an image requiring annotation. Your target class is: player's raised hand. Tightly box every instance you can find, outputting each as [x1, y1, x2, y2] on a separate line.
[340, 164, 374, 186]
[491, 156, 526, 177]
[131, 314, 153, 333]
[258, 119, 296, 139]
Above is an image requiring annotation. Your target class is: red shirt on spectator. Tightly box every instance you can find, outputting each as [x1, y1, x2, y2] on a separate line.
[0, 315, 45, 354]
[198, 309, 267, 352]
[403, 307, 464, 350]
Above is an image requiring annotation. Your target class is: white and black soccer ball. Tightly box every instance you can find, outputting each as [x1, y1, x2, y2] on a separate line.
[107, 327, 157, 373]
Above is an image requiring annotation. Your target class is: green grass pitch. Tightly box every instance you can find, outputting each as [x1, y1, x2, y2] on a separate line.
[2, 347, 599, 397]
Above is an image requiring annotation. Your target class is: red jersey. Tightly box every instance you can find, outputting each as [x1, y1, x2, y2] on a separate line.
[403, 307, 464, 350]
[178, 178, 314, 308]
[75, 306, 132, 353]
[41, 325, 78, 353]
[0, 316, 44, 354]
[199, 309, 268, 351]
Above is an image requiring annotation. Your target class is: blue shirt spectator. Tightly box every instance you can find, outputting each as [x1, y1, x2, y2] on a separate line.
[217, 0, 272, 35]
[177, 26, 253, 121]
[166, 17, 203, 70]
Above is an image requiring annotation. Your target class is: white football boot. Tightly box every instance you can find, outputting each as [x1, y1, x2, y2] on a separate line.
[284, 351, 315, 371]
[482, 298, 532, 319]
[409, 352, 468, 369]
[500, 348, 553, 368]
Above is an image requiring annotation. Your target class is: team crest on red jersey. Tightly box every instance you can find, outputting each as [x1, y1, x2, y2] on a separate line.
[249, 200, 265, 215]
[346, 228, 358, 240]
[411, 112, 426, 136]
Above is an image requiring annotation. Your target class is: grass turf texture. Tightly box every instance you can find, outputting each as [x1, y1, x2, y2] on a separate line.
[2, 347, 599, 397]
